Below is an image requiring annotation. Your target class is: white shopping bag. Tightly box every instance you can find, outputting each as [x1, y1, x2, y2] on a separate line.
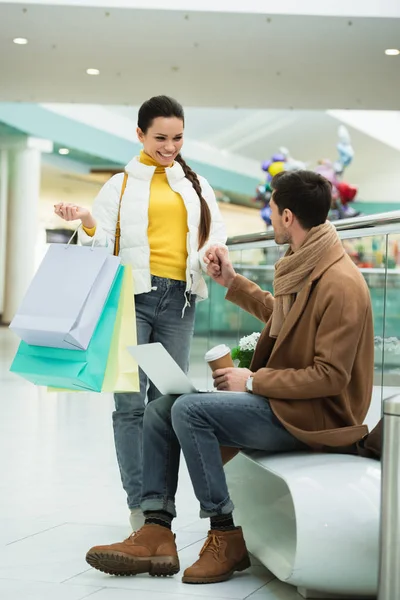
[10, 243, 121, 350]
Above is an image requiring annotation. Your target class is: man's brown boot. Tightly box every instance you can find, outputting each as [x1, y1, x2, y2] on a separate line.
[182, 527, 250, 584]
[86, 524, 180, 577]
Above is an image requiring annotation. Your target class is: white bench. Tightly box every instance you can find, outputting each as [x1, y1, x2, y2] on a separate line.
[225, 391, 383, 599]
[225, 451, 380, 598]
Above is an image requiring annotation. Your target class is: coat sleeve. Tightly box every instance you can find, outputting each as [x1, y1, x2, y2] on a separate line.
[225, 274, 275, 323]
[78, 174, 124, 252]
[252, 282, 372, 399]
[197, 177, 227, 272]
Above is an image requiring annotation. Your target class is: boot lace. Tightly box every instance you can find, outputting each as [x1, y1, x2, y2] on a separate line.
[124, 526, 144, 544]
[199, 534, 223, 561]
[124, 525, 174, 545]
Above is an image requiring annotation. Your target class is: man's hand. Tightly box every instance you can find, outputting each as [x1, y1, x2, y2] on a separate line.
[204, 245, 236, 289]
[213, 367, 253, 392]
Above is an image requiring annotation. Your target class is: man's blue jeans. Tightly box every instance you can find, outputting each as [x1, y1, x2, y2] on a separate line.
[113, 276, 196, 509]
[141, 391, 306, 518]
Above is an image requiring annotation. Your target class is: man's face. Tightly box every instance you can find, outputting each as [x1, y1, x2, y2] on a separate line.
[270, 196, 292, 246]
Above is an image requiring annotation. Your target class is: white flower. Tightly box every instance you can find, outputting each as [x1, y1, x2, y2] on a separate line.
[238, 332, 261, 351]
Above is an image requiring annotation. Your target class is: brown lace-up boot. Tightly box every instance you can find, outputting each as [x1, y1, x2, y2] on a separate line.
[86, 524, 179, 577]
[182, 527, 250, 584]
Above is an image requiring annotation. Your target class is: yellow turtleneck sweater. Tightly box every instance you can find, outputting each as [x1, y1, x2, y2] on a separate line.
[83, 151, 188, 281]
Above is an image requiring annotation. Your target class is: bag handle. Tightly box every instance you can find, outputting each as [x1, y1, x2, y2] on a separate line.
[66, 224, 95, 251]
[113, 172, 128, 257]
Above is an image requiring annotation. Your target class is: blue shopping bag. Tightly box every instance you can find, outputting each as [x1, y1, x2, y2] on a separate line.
[10, 266, 123, 392]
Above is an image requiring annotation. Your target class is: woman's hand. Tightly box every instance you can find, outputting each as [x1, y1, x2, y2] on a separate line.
[204, 245, 236, 289]
[54, 203, 96, 229]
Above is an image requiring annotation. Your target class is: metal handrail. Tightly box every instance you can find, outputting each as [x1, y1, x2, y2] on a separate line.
[227, 210, 400, 246]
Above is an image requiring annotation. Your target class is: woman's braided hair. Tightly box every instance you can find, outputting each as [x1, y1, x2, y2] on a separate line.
[175, 153, 211, 250]
[138, 95, 211, 250]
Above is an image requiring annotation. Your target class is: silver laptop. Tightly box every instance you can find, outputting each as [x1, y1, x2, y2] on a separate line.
[128, 342, 214, 395]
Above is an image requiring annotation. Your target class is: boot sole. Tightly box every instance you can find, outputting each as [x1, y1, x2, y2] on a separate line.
[182, 553, 251, 584]
[86, 550, 180, 577]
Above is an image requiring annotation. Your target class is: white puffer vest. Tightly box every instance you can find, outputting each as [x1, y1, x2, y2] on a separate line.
[79, 155, 227, 302]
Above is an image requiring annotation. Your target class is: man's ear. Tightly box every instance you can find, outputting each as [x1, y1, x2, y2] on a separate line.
[283, 208, 294, 228]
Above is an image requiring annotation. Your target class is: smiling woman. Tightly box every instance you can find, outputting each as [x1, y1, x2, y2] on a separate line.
[136, 96, 212, 249]
[137, 103, 184, 166]
[53, 94, 227, 533]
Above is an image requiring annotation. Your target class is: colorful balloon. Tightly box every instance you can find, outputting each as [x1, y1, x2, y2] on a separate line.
[259, 124, 358, 224]
[261, 160, 272, 172]
[272, 153, 286, 163]
[337, 182, 358, 205]
[268, 161, 285, 177]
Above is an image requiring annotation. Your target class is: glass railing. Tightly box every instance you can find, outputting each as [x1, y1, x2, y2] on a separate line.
[191, 212, 400, 399]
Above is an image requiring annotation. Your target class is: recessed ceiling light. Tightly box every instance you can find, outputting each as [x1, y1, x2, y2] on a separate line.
[58, 148, 70, 155]
[385, 48, 400, 56]
[13, 38, 28, 45]
[86, 68, 100, 75]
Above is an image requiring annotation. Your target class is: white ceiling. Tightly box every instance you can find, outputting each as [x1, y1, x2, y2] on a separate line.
[0, 4, 399, 109]
[2, 0, 399, 19]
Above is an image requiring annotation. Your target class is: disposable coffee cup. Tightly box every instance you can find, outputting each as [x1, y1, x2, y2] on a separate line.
[204, 344, 234, 371]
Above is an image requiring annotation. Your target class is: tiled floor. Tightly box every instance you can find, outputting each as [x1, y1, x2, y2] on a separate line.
[0, 327, 383, 600]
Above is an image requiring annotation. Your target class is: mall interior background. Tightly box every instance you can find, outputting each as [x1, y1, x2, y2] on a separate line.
[0, 2, 399, 599]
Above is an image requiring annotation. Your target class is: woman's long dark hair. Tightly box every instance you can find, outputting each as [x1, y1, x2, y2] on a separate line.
[138, 95, 211, 250]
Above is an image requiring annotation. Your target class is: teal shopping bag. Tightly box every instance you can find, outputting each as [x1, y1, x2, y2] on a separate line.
[10, 266, 123, 392]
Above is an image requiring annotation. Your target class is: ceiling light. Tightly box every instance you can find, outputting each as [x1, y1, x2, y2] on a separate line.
[13, 38, 28, 45]
[58, 148, 70, 155]
[385, 48, 400, 56]
[86, 68, 100, 75]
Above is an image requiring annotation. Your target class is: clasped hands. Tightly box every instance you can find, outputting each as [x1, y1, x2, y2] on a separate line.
[203, 245, 253, 391]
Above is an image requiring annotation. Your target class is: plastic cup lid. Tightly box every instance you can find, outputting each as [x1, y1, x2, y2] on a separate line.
[204, 344, 231, 362]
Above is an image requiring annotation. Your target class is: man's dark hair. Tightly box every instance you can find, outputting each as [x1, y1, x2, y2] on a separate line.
[271, 170, 332, 229]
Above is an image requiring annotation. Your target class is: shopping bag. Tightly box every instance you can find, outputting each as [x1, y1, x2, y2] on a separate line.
[10, 243, 120, 350]
[102, 266, 139, 392]
[10, 266, 123, 392]
[48, 266, 139, 394]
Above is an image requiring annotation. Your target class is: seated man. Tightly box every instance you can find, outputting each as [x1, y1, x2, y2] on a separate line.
[86, 170, 374, 585]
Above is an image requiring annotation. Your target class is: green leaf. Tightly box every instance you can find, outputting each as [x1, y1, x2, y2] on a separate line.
[231, 347, 240, 360]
